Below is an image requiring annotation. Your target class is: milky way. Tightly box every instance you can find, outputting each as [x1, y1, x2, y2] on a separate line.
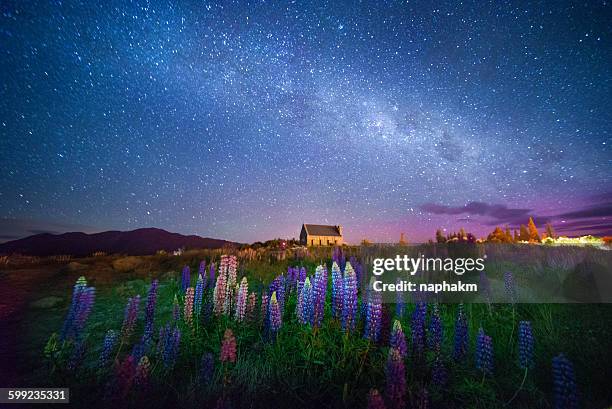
[1, 1, 610, 243]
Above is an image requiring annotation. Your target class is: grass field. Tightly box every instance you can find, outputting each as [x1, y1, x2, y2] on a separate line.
[1, 245, 611, 408]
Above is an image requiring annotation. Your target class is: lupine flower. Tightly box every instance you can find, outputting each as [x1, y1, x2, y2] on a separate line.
[453, 304, 469, 361]
[312, 265, 327, 328]
[395, 278, 405, 319]
[385, 348, 406, 409]
[342, 263, 358, 332]
[200, 352, 215, 384]
[355, 262, 364, 289]
[120, 295, 140, 344]
[297, 277, 313, 325]
[213, 268, 227, 316]
[518, 320, 534, 369]
[411, 302, 427, 359]
[235, 277, 248, 322]
[172, 294, 180, 322]
[99, 329, 118, 368]
[162, 326, 181, 368]
[198, 260, 207, 287]
[268, 291, 282, 337]
[364, 291, 382, 342]
[143, 280, 158, 342]
[331, 262, 344, 319]
[220, 329, 237, 363]
[269, 275, 286, 313]
[184, 287, 195, 325]
[181, 265, 191, 293]
[134, 356, 151, 387]
[246, 292, 257, 321]
[73, 286, 96, 338]
[431, 352, 447, 387]
[552, 354, 578, 409]
[209, 263, 216, 286]
[390, 320, 408, 358]
[60, 276, 87, 341]
[367, 388, 387, 409]
[380, 305, 392, 345]
[428, 304, 443, 352]
[260, 290, 269, 326]
[475, 327, 494, 375]
[504, 271, 517, 303]
[194, 274, 204, 316]
[299, 267, 306, 283]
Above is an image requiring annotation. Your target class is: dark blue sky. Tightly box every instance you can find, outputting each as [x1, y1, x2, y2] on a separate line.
[1, 1, 610, 243]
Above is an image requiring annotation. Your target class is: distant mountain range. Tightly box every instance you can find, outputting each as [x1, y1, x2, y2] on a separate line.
[0, 228, 237, 257]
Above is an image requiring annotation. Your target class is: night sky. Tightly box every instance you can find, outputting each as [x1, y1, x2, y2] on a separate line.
[1, 1, 610, 243]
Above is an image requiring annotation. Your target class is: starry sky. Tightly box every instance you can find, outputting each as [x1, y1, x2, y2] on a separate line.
[1, 1, 610, 244]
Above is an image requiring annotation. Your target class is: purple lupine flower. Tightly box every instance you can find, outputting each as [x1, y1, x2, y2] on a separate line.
[162, 326, 181, 368]
[99, 329, 118, 368]
[172, 294, 180, 322]
[428, 304, 443, 352]
[181, 265, 191, 293]
[299, 267, 306, 283]
[235, 277, 248, 322]
[411, 302, 427, 359]
[209, 263, 216, 286]
[194, 274, 204, 316]
[504, 271, 517, 303]
[184, 287, 195, 325]
[355, 261, 364, 289]
[60, 276, 88, 341]
[385, 348, 406, 409]
[518, 320, 534, 369]
[342, 263, 358, 332]
[74, 286, 96, 337]
[143, 280, 158, 341]
[198, 260, 207, 287]
[380, 305, 392, 345]
[200, 352, 215, 384]
[312, 265, 327, 328]
[453, 304, 469, 361]
[364, 291, 382, 342]
[367, 388, 387, 409]
[552, 354, 578, 409]
[268, 291, 282, 338]
[121, 295, 140, 344]
[331, 261, 344, 319]
[475, 327, 493, 375]
[431, 352, 447, 387]
[390, 320, 408, 358]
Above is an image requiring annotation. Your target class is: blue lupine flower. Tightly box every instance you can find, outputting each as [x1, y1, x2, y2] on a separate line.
[181, 265, 191, 293]
[504, 271, 517, 303]
[60, 276, 87, 341]
[364, 291, 382, 342]
[452, 304, 469, 361]
[312, 265, 327, 328]
[431, 352, 447, 387]
[200, 352, 214, 384]
[297, 277, 313, 325]
[342, 262, 358, 332]
[390, 320, 408, 358]
[518, 320, 534, 369]
[99, 329, 118, 368]
[385, 348, 406, 409]
[194, 274, 204, 316]
[552, 354, 578, 409]
[411, 302, 427, 359]
[475, 327, 494, 375]
[331, 261, 344, 319]
[428, 304, 443, 352]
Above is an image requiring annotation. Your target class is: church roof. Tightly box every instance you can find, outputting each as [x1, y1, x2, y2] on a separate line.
[302, 224, 342, 237]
